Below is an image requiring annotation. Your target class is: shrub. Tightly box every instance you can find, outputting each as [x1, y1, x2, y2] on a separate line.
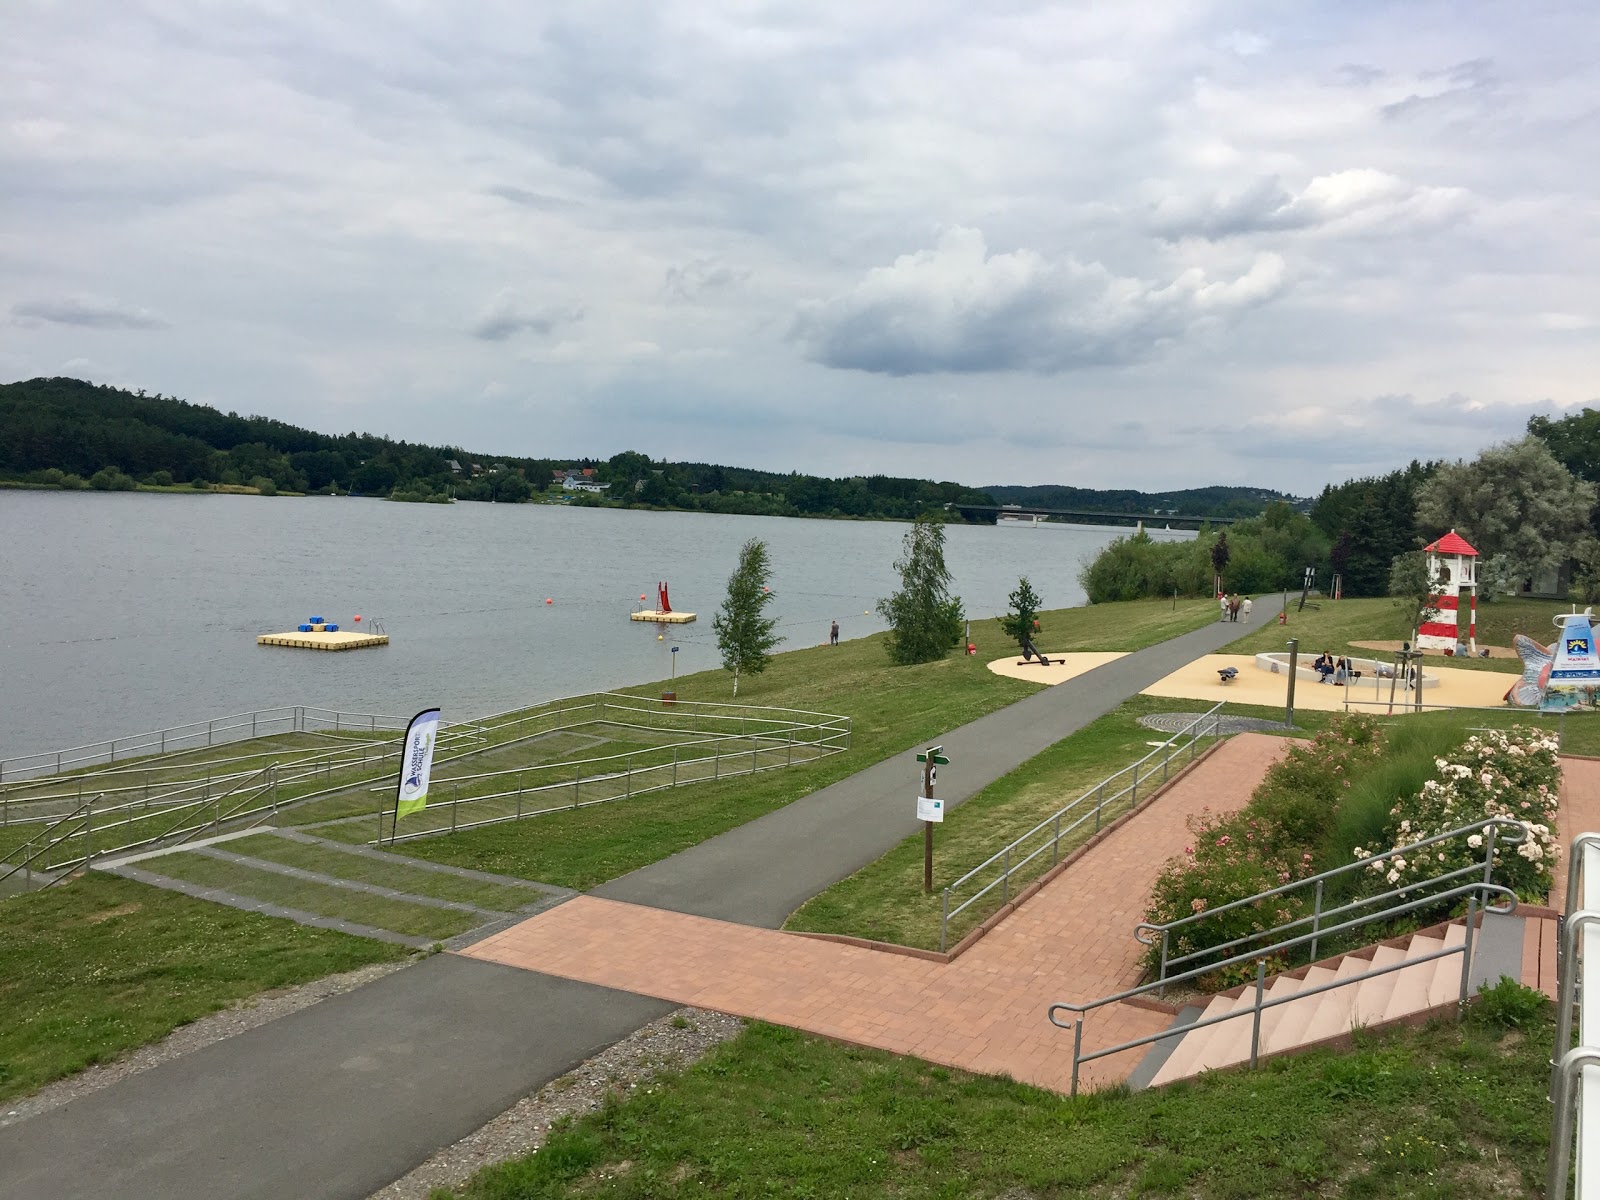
[249, 476, 278, 496]
[1353, 726, 1561, 903]
[88, 466, 136, 491]
[1472, 976, 1549, 1029]
[1144, 810, 1317, 975]
[190, 478, 211, 490]
[145, 470, 174, 487]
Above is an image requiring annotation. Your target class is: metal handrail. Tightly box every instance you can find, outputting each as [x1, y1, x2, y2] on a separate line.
[1047, 880, 1517, 1096]
[1135, 815, 1526, 980]
[937, 703, 1224, 951]
[1548, 1046, 1600, 1199]
[1548, 832, 1600, 1199]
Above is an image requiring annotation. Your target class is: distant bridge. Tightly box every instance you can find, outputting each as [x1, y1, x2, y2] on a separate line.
[951, 503, 1238, 528]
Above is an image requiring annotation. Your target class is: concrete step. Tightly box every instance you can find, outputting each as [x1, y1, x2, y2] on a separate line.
[1349, 944, 1407, 1027]
[1150, 990, 1256, 1086]
[1424, 924, 1468, 1008]
[1383, 934, 1446, 1018]
[1259, 966, 1338, 1054]
[1299, 954, 1369, 1045]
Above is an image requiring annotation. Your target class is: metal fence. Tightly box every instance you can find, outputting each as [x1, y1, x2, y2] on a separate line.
[1548, 831, 1600, 1198]
[379, 695, 850, 844]
[0, 705, 416, 783]
[0, 765, 283, 891]
[937, 703, 1224, 952]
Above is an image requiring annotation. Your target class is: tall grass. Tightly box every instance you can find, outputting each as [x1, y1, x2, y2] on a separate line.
[1318, 722, 1472, 901]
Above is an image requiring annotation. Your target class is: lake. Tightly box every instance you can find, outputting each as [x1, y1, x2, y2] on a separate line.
[0, 491, 1193, 757]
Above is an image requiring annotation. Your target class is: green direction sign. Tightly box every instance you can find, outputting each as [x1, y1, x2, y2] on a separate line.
[915, 747, 950, 765]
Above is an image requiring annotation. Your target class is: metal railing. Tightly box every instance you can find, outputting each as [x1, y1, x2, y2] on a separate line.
[0, 705, 415, 783]
[0, 765, 282, 891]
[378, 699, 850, 844]
[1136, 814, 1523, 987]
[1043, 818, 1530, 1097]
[1548, 831, 1600, 1199]
[937, 703, 1224, 952]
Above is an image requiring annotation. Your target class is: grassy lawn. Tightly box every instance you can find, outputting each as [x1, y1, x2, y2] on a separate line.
[1227, 595, 1583, 674]
[145, 852, 481, 939]
[0, 872, 405, 1103]
[785, 695, 1299, 951]
[447, 1004, 1550, 1200]
[222, 835, 539, 912]
[393, 602, 1214, 889]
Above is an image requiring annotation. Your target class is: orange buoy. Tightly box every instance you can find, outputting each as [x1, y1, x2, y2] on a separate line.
[353, 614, 362, 622]
[640, 594, 646, 601]
[545, 598, 553, 605]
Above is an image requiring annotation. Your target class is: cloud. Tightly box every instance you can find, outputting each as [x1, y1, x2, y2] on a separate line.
[11, 296, 168, 330]
[1153, 170, 1472, 240]
[469, 292, 584, 342]
[792, 227, 1285, 375]
[664, 258, 750, 301]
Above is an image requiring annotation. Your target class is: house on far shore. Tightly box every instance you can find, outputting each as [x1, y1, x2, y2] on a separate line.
[447, 459, 462, 475]
[564, 477, 610, 494]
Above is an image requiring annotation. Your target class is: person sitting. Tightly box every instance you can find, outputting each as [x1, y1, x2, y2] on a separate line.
[1333, 656, 1350, 686]
[1314, 651, 1335, 682]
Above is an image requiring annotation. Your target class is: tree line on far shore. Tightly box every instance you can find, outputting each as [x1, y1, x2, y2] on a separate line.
[1080, 410, 1600, 606]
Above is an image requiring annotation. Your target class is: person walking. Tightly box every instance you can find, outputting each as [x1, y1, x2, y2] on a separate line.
[1242, 596, 1253, 621]
[829, 619, 839, 646]
[1219, 593, 1229, 623]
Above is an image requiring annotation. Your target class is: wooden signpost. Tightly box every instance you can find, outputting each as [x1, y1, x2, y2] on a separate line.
[916, 745, 949, 893]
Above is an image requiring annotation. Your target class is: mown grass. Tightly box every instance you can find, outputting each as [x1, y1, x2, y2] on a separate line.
[0, 872, 405, 1103]
[222, 835, 539, 912]
[785, 695, 1298, 950]
[1227, 595, 1583, 675]
[395, 601, 1215, 889]
[446, 1001, 1551, 1200]
[145, 852, 480, 939]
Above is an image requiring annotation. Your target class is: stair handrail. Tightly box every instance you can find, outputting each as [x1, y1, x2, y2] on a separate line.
[0, 796, 102, 889]
[939, 702, 1224, 951]
[1135, 815, 1526, 980]
[1547, 831, 1600, 1199]
[1048, 880, 1517, 1097]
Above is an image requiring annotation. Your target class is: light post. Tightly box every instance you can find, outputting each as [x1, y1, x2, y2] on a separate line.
[1285, 638, 1299, 728]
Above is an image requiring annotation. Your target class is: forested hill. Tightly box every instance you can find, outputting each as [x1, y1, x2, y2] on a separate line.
[982, 483, 1302, 519]
[0, 377, 994, 518]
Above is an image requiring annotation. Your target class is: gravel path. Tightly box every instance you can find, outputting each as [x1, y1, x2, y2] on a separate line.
[369, 1007, 745, 1199]
[0, 960, 411, 1130]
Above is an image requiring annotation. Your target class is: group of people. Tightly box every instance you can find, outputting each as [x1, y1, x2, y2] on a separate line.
[1219, 593, 1253, 622]
[1314, 651, 1356, 685]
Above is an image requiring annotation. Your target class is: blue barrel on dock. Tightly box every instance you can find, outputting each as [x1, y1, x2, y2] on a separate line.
[310, 615, 325, 624]
[298, 624, 312, 632]
[325, 624, 339, 632]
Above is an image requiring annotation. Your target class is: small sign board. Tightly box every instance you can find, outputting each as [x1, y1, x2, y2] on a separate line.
[916, 794, 943, 822]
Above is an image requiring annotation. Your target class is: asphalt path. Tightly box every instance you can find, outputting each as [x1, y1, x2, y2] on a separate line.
[0, 613, 1258, 1199]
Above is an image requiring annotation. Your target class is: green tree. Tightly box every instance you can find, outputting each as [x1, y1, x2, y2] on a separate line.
[1210, 530, 1231, 585]
[712, 538, 780, 697]
[877, 515, 964, 665]
[1000, 576, 1042, 649]
[1415, 436, 1596, 598]
[1389, 550, 1446, 643]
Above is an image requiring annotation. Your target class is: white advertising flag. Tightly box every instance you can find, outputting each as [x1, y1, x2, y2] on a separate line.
[395, 708, 441, 820]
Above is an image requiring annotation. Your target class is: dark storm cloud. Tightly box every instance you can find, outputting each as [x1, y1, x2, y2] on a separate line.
[11, 297, 168, 330]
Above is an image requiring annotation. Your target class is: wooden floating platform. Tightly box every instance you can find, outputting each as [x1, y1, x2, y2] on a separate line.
[257, 631, 391, 651]
[630, 609, 697, 624]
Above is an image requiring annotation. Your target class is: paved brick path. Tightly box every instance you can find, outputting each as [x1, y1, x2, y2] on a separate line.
[1555, 755, 1600, 906]
[463, 734, 1290, 1093]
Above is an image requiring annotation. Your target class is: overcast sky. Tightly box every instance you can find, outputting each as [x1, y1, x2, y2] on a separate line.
[3, 2, 1597, 493]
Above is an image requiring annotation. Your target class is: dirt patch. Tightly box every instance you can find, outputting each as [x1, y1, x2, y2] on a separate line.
[81, 902, 143, 924]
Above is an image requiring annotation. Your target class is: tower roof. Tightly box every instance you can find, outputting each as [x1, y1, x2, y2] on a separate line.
[1424, 530, 1479, 557]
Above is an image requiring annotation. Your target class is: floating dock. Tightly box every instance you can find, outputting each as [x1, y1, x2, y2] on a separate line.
[630, 610, 697, 624]
[257, 631, 390, 651]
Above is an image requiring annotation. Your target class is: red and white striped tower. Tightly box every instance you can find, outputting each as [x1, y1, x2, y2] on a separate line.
[1416, 530, 1479, 653]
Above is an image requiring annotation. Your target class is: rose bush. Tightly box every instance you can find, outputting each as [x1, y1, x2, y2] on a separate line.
[1353, 726, 1561, 902]
[1143, 714, 1383, 976]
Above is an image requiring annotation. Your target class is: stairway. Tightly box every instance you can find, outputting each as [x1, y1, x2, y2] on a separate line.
[1147, 922, 1472, 1087]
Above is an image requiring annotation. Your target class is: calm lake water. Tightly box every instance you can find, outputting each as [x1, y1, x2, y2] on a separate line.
[0, 492, 1194, 757]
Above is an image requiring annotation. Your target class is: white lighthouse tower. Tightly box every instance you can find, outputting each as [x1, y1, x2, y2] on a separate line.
[1416, 530, 1479, 654]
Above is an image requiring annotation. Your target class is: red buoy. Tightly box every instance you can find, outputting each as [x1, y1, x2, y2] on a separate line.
[546, 598, 553, 605]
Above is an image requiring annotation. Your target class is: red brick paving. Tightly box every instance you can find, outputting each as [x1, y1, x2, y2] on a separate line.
[461, 733, 1290, 1094]
[1554, 755, 1600, 908]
